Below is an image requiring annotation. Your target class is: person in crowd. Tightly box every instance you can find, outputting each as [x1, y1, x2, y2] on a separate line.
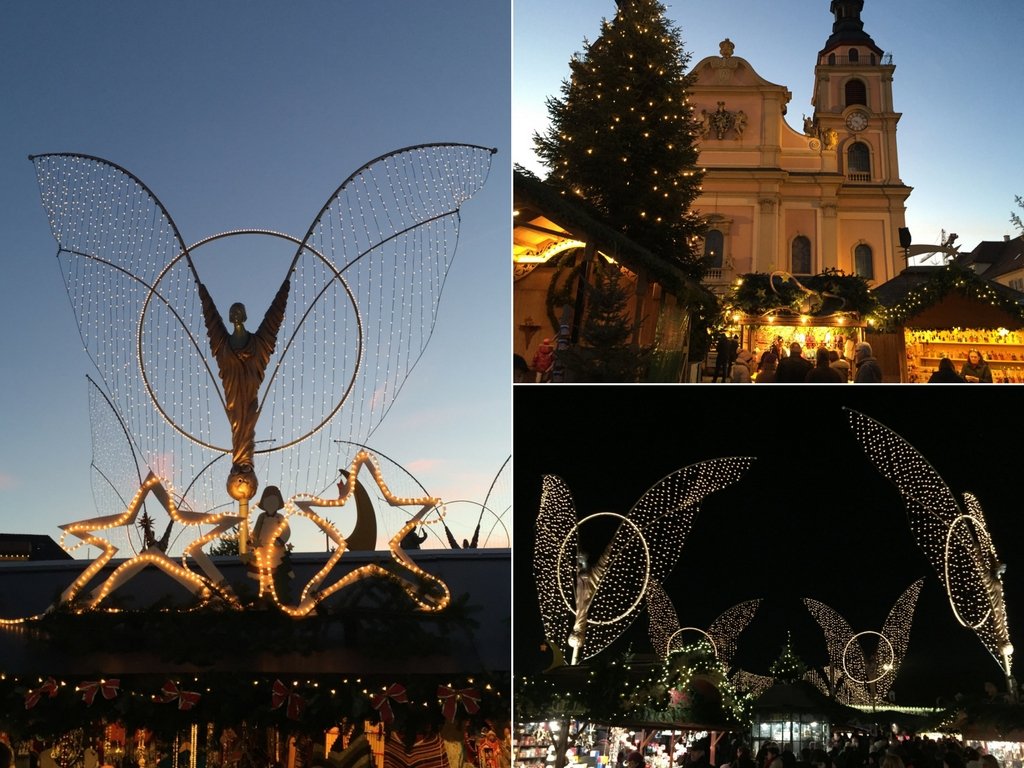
[880, 754, 906, 768]
[928, 356, 963, 382]
[806, 347, 844, 382]
[758, 343, 779, 375]
[686, 742, 711, 768]
[731, 349, 753, 382]
[959, 349, 993, 382]
[943, 752, 966, 768]
[980, 755, 1000, 768]
[756, 357, 777, 383]
[776, 342, 813, 382]
[729, 747, 757, 768]
[763, 746, 784, 768]
[712, 333, 731, 382]
[854, 341, 882, 382]
[0, 742, 13, 768]
[828, 349, 851, 381]
[626, 752, 646, 768]
[532, 338, 555, 382]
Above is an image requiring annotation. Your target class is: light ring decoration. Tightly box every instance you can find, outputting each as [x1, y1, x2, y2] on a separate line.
[944, 513, 993, 631]
[842, 630, 895, 685]
[137, 229, 361, 454]
[555, 512, 651, 627]
[666, 626, 719, 658]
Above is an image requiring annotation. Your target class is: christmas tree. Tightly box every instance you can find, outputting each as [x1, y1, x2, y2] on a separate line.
[534, 0, 706, 278]
[559, 261, 647, 382]
[769, 631, 808, 684]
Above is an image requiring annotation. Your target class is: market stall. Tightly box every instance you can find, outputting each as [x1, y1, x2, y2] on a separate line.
[872, 265, 1024, 383]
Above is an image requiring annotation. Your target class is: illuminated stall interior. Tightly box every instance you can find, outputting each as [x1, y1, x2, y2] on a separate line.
[513, 170, 712, 381]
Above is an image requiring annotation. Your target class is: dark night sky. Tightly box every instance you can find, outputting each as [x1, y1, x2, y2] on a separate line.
[512, 385, 1024, 706]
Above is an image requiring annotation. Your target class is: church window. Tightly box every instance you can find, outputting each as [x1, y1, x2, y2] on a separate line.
[848, 48, 859, 63]
[847, 142, 871, 178]
[704, 229, 724, 269]
[828, 53, 836, 65]
[855, 244, 874, 279]
[845, 78, 867, 106]
[792, 236, 812, 275]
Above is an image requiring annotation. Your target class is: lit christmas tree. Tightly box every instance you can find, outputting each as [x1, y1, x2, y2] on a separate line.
[769, 631, 808, 684]
[559, 261, 648, 381]
[534, 0, 706, 278]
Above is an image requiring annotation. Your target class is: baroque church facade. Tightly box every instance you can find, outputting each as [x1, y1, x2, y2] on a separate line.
[691, 0, 910, 294]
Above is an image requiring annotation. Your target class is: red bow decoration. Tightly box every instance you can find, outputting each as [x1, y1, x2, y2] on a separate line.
[270, 679, 305, 721]
[370, 683, 408, 726]
[78, 678, 120, 706]
[436, 685, 480, 722]
[24, 677, 58, 710]
[155, 680, 201, 711]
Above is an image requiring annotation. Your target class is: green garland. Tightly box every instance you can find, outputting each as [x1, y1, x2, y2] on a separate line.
[727, 270, 876, 319]
[873, 263, 1024, 332]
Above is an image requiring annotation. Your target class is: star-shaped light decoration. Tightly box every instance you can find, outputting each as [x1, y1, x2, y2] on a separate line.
[274, 450, 450, 618]
[57, 471, 242, 610]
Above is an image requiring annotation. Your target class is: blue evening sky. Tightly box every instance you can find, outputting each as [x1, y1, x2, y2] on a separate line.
[0, 2, 510, 553]
[514, 0, 1024, 254]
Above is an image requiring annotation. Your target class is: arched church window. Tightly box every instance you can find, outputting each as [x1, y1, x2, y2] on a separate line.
[845, 78, 867, 106]
[855, 244, 874, 279]
[828, 53, 836, 65]
[704, 229, 724, 269]
[847, 142, 871, 177]
[792, 235, 812, 275]
[848, 48, 859, 63]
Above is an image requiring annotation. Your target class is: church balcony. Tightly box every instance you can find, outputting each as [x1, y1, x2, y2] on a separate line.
[823, 53, 893, 67]
[846, 171, 872, 182]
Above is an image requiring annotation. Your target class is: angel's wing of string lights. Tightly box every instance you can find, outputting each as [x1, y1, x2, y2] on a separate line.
[846, 408, 1013, 677]
[30, 145, 495, 555]
[803, 579, 922, 705]
[533, 457, 754, 664]
[646, 580, 760, 668]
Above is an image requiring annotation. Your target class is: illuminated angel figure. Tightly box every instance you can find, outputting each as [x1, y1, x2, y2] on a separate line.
[533, 457, 753, 665]
[646, 580, 761, 669]
[30, 144, 496, 554]
[803, 579, 923, 706]
[846, 408, 1015, 694]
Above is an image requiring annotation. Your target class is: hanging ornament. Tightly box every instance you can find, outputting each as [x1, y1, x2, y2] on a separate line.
[370, 683, 408, 726]
[78, 678, 120, 706]
[155, 680, 201, 711]
[271, 679, 306, 721]
[436, 685, 480, 721]
[25, 677, 58, 709]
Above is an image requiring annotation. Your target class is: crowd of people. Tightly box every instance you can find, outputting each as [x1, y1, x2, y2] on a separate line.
[617, 733, 1014, 768]
[711, 334, 882, 383]
[711, 333, 997, 384]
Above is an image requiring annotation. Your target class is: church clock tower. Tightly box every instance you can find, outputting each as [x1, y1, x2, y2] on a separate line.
[811, 0, 910, 281]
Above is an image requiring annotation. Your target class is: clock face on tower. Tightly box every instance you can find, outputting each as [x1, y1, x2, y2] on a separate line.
[846, 110, 869, 132]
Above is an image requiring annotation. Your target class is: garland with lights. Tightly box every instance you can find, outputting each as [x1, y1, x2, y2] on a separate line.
[727, 270, 876, 320]
[872, 263, 1024, 332]
[0, 671, 509, 742]
[515, 644, 751, 729]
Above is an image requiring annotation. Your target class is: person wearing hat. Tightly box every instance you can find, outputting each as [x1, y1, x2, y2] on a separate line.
[730, 349, 753, 382]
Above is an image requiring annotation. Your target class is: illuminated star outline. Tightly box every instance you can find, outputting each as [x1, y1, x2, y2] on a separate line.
[271, 450, 451, 617]
[58, 471, 242, 609]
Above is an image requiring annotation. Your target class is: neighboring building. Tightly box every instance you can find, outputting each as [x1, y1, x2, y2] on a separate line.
[957, 235, 1024, 292]
[0, 533, 71, 562]
[689, 0, 911, 296]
